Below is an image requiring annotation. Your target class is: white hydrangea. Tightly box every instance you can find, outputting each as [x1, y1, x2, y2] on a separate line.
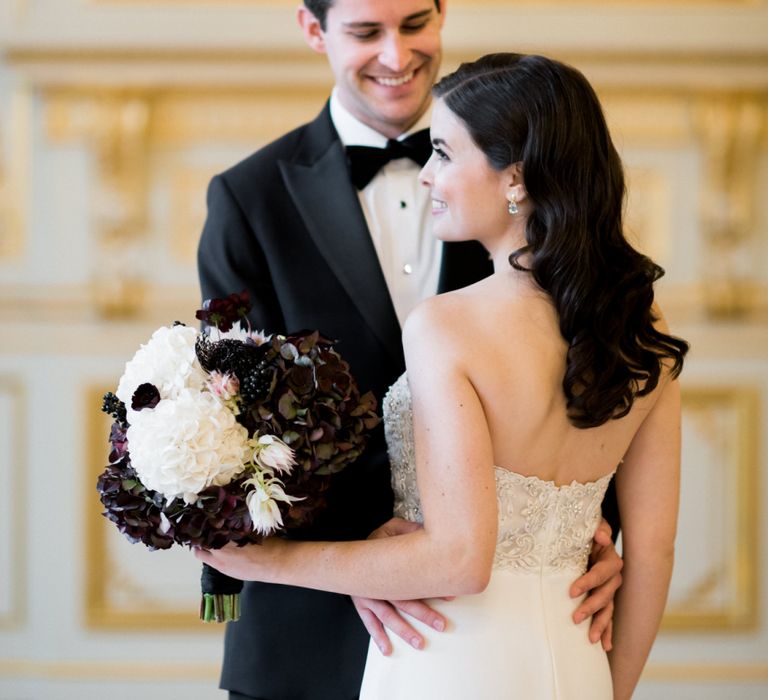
[116, 325, 207, 418]
[126, 388, 250, 504]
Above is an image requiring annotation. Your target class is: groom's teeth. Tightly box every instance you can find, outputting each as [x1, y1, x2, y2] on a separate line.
[432, 200, 447, 209]
[375, 71, 415, 87]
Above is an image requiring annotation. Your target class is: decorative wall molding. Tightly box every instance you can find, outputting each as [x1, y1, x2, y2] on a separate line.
[0, 89, 29, 261]
[0, 658, 219, 681]
[0, 376, 26, 629]
[663, 387, 760, 630]
[694, 96, 767, 318]
[1, 659, 766, 684]
[22, 80, 766, 320]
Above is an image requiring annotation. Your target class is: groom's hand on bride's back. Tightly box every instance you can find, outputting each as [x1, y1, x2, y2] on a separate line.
[569, 518, 623, 652]
[351, 517, 451, 656]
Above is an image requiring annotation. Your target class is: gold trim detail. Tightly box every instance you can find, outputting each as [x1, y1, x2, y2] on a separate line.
[0, 377, 26, 630]
[0, 659, 219, 681]
[694, 96, 767, 318]
[2, 659, 767, 683]
[662, 386, 760, 631]
[0, 88, 30, 261]
[642, 663, 768, 682]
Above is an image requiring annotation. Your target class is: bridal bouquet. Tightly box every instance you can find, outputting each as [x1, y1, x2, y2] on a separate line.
[96, 291, 379, 622]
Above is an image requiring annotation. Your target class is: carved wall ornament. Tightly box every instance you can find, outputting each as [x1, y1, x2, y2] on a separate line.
[694, 95, 767, 318]
[46, 92, 154, 317]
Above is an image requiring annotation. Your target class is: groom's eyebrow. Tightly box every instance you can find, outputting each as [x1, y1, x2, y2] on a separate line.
[343, 9, 433, 29]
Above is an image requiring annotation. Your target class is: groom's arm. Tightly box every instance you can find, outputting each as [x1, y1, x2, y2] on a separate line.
[198, 173, 285, 332]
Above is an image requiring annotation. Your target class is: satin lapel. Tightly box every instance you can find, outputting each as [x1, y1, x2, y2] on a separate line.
[438, 240, 494, 294]
[279, 141, 402, 362]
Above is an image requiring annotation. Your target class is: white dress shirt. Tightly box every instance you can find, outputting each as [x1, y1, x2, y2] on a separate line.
[330, 91, 440, 327]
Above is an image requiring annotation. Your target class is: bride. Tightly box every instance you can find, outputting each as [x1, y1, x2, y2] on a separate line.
[197, 53, 688, 699]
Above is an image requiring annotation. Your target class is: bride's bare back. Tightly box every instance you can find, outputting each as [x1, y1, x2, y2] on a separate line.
[407, 269, 670, 487]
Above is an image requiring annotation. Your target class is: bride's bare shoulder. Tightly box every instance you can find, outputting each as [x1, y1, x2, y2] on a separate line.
[401, 289, 494, 365]
[403, 292, 472, 357]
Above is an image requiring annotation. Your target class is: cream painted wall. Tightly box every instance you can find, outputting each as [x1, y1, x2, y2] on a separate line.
[0, 2, 767, 699]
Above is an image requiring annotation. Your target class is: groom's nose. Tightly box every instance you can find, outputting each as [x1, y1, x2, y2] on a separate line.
[378, 33, 412, 73]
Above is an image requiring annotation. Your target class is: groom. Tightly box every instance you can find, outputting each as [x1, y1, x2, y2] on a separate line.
[197, 1, 623, 698]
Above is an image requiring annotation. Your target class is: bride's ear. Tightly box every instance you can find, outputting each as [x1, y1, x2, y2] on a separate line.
[506, 163, 527, 206]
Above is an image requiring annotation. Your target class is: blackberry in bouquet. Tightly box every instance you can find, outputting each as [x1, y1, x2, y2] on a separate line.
[96, 292, 380, 622]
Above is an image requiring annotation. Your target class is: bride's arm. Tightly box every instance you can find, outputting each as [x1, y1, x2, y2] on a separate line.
[196, 299, 499, 600]
[608, 377, 681, 699]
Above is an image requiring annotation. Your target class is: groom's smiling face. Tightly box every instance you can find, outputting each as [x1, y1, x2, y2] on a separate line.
[299, 0, 445, 139]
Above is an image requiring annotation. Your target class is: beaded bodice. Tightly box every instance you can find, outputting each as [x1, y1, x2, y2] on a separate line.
[383, 374, 614, 575]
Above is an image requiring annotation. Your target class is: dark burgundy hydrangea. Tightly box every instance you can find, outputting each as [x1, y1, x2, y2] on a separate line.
[96, 448, 263, 551]
[195, 291, 251, 332]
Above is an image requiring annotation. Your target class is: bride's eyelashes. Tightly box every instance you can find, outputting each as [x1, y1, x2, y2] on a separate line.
[432, 146, 450, 161]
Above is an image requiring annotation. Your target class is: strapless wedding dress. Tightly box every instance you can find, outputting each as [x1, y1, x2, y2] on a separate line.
[359, 374, 614, 699]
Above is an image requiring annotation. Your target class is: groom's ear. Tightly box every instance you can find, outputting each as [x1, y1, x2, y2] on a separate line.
[297, 6, 326, 54]
[436, 0, 448, 28]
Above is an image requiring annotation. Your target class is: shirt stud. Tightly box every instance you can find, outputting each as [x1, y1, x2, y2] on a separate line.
[403, 264, 413, 275]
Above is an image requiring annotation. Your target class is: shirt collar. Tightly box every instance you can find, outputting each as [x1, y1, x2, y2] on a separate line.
[330, 88, 432, 148]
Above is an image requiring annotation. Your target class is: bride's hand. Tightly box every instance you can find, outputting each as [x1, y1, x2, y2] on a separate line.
[351, 517, 451, 656]
[194, 539, 283, 582]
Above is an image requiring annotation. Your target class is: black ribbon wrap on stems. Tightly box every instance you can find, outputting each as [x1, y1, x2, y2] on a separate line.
[200, 563, 243, 623]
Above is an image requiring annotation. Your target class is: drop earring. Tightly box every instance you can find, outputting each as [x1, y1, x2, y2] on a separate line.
[507, 197, 519, 215]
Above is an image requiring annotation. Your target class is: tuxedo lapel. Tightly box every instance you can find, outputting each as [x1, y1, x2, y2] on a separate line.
[438, 241, 494, 294]
[278, 108, 402, 363]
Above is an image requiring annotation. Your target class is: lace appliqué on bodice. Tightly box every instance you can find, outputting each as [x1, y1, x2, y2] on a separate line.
[383, 374, 614, 575]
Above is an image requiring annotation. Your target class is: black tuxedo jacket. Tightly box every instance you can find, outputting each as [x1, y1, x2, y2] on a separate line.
[198, 103, 494, 700]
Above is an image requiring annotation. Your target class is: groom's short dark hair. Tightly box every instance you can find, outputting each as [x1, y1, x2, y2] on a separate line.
[303, 1, 442, 30]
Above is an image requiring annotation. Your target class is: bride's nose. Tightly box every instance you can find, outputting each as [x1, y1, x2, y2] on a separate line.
[419, 153, 436, 186]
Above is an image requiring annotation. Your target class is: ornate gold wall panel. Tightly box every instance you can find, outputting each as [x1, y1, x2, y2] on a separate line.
[32, 81, 767, 321]
[694, 96, 767, 318]
[40, 86, 331, 315]
[663, 387, 760, 630]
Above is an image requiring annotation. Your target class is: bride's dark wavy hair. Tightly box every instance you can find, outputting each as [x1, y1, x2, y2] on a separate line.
[433, 53, 688, 428]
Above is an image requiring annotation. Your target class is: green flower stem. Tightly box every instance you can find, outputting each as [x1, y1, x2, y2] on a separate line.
[200, 593, 241, 623]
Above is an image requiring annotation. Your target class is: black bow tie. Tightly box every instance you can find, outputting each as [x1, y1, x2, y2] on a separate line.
[346, 129, 432, 190]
